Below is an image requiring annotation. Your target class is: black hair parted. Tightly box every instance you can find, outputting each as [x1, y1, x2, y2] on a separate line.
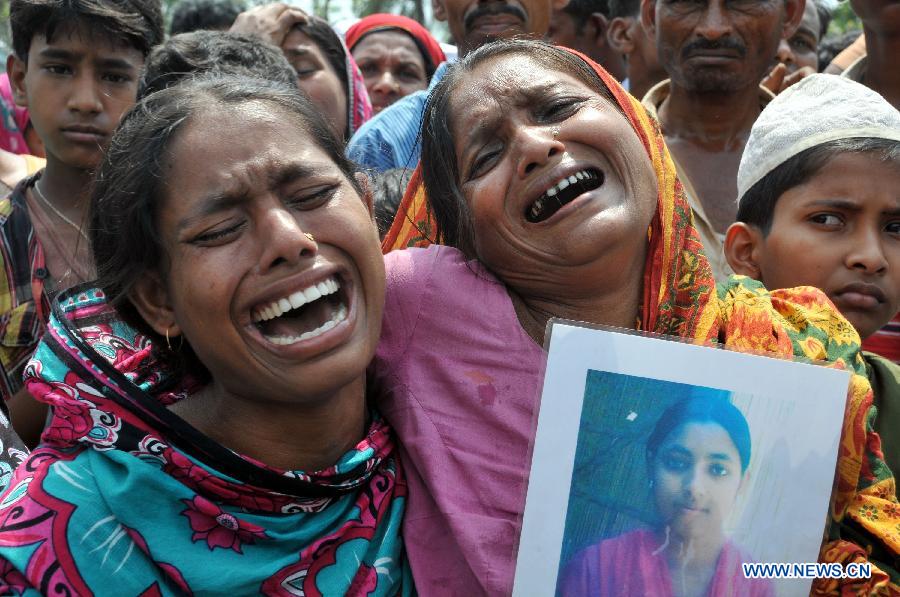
[370, 167, 415, 239]
[421, 39, 616, 256]
[10, 0, 164, 62]
[811, 0, 831, 41]
[608, 0, 640, 19]
[138, 30, 298, 99]
[563, 0, 613, 25]
[817, 30, 860, 73]
[90, 75, 360, 365]
[737, 138, 900, 234]
[168, 0, 245, 36]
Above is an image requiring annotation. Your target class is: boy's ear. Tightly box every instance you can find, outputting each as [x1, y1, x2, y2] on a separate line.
[724, 222, 764, 280]
[640, 0, 658, 39]
[431, 0, 447, 22]
[7, 54, 29, 108]
[588, 13, 612, 47]
[354, 172, 376, 220]
[129, 272, 182, 341]
[607, 16, 636, 54]
[781, 0, 805, 41]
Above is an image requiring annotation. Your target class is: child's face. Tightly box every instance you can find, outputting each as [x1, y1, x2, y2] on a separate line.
[754, 153, 900, 339]
[9, 24, 143, 170]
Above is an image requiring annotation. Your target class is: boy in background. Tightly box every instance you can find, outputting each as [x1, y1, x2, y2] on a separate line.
[2, 0, 163, 450]
[725, 74, 900, 486]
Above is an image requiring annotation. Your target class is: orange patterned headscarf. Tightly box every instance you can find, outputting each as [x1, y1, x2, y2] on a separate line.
[382, 44, 899, 593]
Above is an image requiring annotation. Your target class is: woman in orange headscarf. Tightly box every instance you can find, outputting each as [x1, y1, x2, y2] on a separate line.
[374, 40, 898, 595]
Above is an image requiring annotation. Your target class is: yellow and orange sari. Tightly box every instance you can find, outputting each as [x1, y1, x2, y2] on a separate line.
[381, 48, 899, 595]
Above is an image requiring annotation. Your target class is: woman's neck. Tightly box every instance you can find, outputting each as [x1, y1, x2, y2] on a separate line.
[170, 376, 368, 472]
[507, 270, 643, 346]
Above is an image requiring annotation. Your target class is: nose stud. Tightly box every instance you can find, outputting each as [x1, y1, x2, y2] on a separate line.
[552, 127, 560, 139]
[304, 232, 316, 243]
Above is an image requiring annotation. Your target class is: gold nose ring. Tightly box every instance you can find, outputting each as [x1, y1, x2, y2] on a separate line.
[305, 232, 315, 243]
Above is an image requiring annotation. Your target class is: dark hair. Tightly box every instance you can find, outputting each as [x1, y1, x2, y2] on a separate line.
[371, 167, 414, 239]
[608, 0, 639, 19]
[168, 0, 244, 36]
[421, 39, 617, 255]
[138, 30, 298, 99]
[10, 0, 164, 62]
[354, 28, 437, 80]
[737, 138, 900, 234]
[646, 395, 752, 474]
[563, 0, 612, 30]
[817, 30, 861, 73]
[811, 0, 831, 41]
[90, 75, 360, 367]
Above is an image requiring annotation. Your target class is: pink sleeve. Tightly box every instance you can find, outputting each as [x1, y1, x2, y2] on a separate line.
[372, 247, 440, 381]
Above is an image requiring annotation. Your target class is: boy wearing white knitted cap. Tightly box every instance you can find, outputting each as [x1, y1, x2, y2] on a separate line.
[725, 73, 900, 492]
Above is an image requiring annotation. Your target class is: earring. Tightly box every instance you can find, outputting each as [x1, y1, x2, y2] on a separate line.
[165, 327, 183, 352]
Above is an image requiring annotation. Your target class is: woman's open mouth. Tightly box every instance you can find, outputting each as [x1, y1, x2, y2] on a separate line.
[524, 168, 604, 223]
[250, 275, 349, 346]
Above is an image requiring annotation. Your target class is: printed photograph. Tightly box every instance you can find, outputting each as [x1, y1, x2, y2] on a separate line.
[513, 324, 850, 597]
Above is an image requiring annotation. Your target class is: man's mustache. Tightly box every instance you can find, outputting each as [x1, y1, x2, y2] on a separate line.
[681, 37, 747, 60]
[464, 3, 528, 32]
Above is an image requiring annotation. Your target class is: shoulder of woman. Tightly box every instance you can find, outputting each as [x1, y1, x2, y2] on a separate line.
[718, 276, 865, 373]
[383, 245, 481, 285]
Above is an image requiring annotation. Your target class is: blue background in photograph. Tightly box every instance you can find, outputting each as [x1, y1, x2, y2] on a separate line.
[557, 370, 732, 575]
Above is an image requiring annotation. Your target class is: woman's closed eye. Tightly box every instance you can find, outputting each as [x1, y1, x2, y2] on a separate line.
[468, 147, 502, 181]
[294, 63, 319, 78]
[538, 97, 584, 123]
[191, 220, 246, 245]
[286, 185, 339, 209]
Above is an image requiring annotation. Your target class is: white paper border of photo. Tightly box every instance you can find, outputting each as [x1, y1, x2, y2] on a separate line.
[512, 322, 851, 596]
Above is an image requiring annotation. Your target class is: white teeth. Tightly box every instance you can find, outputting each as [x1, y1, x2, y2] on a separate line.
[304, 286, 321, 303]
[261, 303, 349, 345]
[251, 276, 341, 323]
[288, 291, 306, 309]
[541, 169, 595, 198]
[528, 169, 600, 221]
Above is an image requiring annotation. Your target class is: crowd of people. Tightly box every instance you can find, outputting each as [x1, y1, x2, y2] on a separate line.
[0, 0, 896, 594]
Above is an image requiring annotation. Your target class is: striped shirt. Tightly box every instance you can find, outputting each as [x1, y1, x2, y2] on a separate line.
[0, 175, 50, 401]
[346, 61, 450, 172]
[863, 313, 900, 364]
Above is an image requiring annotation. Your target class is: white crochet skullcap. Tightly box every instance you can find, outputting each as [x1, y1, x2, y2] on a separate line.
[737, 74, 900, 202]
